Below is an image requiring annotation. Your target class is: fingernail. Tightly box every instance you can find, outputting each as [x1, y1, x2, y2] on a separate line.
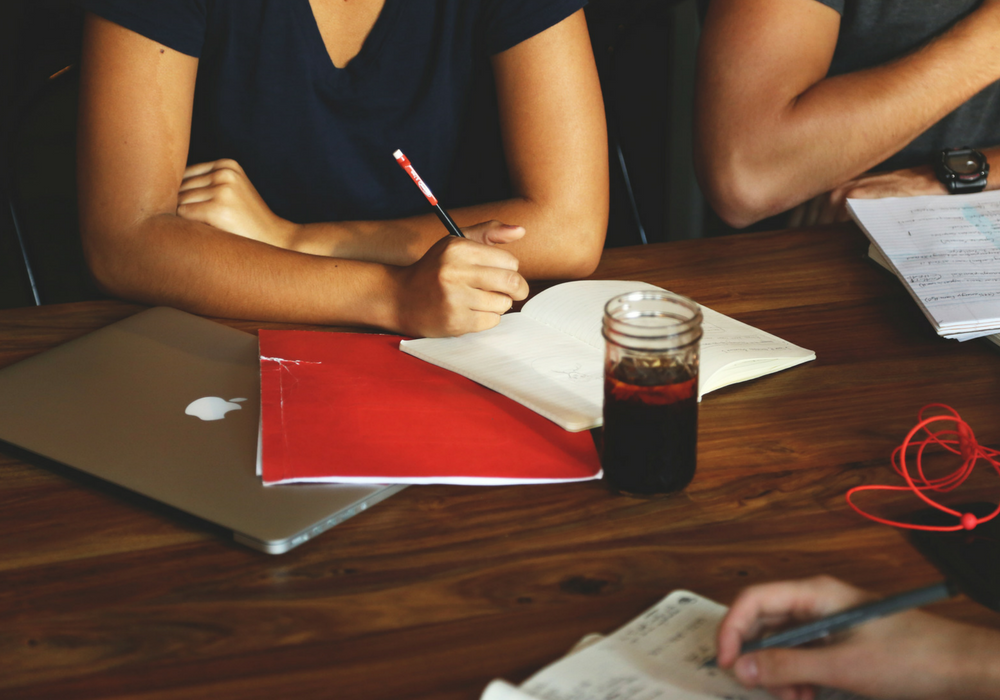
[734, 656, 759, 684]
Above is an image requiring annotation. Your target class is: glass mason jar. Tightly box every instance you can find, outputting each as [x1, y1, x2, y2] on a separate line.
[601, 290, 703, 496]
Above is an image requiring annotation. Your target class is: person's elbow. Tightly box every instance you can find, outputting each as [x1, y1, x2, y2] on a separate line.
[80, 221, 134, 299]
[696, 151, 794, 229]
[79, 210, 163, 302]
[564, 221, 606, 278]
[547, 201, 607, 279]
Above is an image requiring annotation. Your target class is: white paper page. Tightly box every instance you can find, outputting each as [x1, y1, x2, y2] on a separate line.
[867, 244, 998, 341]
[522, 281, 811, 394]
[699, 308, 815, 394]
[403, 283, 815, 430]
[522, 280, 663, 349]
[848, 192, 1000, 335]
[402, 314, 605, 432]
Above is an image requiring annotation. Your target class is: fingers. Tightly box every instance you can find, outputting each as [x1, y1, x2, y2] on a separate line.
[399, 235, 529, 337]
[181, 158, 244, 180]
[467, 288, 515, 316]
[436, 234, 525, 279]
[435, 238, 528, 303]
[177, 173, 216, 194]
[179, 163, 242, 194]
[469, 259, 529, 301]
[735, 645, 852, 696]
[177, 183, 222, 206]
[718, 577, 882, 699]
[717, 576, 869, 667]
[176, 195, 226, 227]
[461, 220, 526, 246]
[176, 161, 243, 222]
[176, 183, 234, 228]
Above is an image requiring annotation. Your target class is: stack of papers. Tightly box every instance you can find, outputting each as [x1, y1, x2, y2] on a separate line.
[847, 191, 1000, 341]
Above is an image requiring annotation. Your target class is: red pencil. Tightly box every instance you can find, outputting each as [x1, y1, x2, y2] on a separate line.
[393, 149, 465, 238]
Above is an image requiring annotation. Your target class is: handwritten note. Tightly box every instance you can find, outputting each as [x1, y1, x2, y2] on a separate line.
[848, 191, 1000, 339]
[480, 591, 865, 700]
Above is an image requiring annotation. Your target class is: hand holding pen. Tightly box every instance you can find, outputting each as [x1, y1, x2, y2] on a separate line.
[708, 576, 998, 700]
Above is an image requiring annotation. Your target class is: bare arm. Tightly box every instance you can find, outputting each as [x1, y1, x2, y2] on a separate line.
[77, 13, 526, 337]
[177, 10, 609, 279]
[694, 0, 1000, 228]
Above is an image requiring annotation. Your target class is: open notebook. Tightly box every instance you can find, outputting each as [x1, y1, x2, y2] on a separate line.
[401, 281, 815, 431]
[481, 590, 865, 700]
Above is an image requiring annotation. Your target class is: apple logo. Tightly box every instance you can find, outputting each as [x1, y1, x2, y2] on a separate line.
[185, 396, 248, 421]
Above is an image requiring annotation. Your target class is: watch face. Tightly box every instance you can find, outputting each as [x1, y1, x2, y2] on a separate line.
[944, 151, 983, 175]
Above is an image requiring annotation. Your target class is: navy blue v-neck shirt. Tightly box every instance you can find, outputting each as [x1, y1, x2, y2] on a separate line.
[79, 0, 586, 224]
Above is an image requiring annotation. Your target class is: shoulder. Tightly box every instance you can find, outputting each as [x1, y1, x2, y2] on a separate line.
[477, 0, 586, 55]
[78, 0, 213, 57]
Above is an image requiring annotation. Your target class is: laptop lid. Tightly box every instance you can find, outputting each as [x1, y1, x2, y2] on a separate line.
[0, 307, 403, 554]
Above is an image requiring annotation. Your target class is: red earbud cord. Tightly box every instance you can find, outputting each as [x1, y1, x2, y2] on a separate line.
[846, 404, 1000, 531]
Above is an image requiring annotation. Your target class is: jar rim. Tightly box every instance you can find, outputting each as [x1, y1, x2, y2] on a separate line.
[603, 290, 703, 341]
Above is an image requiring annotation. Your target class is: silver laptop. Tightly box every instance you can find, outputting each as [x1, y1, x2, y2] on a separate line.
[0, 307, 404, 554]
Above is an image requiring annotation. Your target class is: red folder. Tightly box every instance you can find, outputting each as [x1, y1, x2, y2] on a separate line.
[258, 331, 601, 485]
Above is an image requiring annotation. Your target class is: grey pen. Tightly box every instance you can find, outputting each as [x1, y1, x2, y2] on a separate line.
[702, 581, 955, 668]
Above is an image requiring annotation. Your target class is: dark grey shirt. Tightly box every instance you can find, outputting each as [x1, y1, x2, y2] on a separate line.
[816, 0, 999, 171]
[701, 0, 1000, 171]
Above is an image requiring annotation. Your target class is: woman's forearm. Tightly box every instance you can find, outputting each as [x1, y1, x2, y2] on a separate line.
[288, 194, 606, 280]
[83, 212, 403, 328]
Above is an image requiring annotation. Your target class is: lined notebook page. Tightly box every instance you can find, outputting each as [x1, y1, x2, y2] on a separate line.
[523, 281, 812, 398]
[402, 281, 815, 430]
[848, 192, 1000, 337]
[699, 308, 814, 394]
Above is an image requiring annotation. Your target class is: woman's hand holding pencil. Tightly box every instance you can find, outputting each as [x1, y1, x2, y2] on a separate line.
[391, 220, 528, 338]
[390, 149, 528, 337]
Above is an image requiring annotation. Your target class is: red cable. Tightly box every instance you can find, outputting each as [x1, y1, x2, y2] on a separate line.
[846, 404, 1000, 531]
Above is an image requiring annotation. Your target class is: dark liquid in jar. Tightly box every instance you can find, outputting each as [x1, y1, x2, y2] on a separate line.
[601, 366, 698, 496]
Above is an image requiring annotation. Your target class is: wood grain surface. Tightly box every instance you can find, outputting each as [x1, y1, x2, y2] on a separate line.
[3, 225, 1000, 699]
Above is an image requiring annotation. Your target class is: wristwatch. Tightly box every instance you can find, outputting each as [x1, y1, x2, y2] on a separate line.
[935, 147, 989, 194]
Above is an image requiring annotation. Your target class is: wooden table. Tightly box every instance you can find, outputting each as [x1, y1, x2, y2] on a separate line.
[4, 225, 1000, 699]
